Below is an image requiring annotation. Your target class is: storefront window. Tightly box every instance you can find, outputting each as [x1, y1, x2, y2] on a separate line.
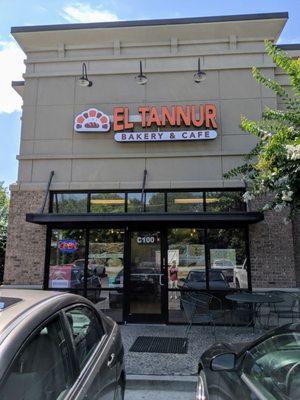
[96, 289, 123, 323]
[52, 193, 88, 213]
[145, 192, 165, 212]
[90, 193, 125, 213]
[167, 192, 204, 212]
[48, 229, 86, 291]
[127, 192, 142, 212]
[88, 229, 124, 289]
[205, 191, 245, 212]
[206, 228, 248, 289]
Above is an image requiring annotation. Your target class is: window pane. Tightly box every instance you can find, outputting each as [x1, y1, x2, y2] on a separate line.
[145, 192, 165, 212]
[90, 193, 125, 213]
[205, 191, 244, 212]
[207, 228, 248, 290]
[168, 229, 206, 319]
[0, 316, 73, 400]
[52, 193, 87, 213]
[127, 193, 142, 212]
[96, 289, 123, 323]
[49, 229, 86, 291]
[243, 333, 300, 400]
[65, 306, 104, 370]
[167, 192, 204, 212]
[88, 229, 124, 290]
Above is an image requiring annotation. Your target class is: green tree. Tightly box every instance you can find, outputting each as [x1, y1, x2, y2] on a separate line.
[224, 41, 300, 221]
[0, 182, 9, 282]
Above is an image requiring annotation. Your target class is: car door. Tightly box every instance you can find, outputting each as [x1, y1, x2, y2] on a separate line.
[239, 332, 300, 400]
[0, 313, 75, 400]
[64, 305, 117, 400]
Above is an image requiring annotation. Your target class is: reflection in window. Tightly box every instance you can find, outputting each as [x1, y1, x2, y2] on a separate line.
[167, 192, 204, 212]
[49, 229, 86, 291]
[0, 316, 73, 400]
[65, 306, 103, 369]
[205, 191, 244, 212]
[168, 228, 206, 297]
[97, 290, 123, 323]
[89, 229, 124, 289]
[207, 228, 248, 289]
[52, 193, 88, 213]
[242, 333, 300, 400]
[145, 192, 165, 212]
[127, 193, 142, 212]
[90, 193, 125, 213]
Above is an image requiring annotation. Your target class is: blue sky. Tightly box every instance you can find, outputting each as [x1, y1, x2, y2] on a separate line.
[0, 0, 299, 189]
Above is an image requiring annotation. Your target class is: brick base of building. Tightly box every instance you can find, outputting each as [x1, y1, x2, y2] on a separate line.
[249, 196, 297, 288]
[4, 190, 46, 286]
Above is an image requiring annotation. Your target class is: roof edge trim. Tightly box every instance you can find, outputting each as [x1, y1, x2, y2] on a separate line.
[11, 12, 289, 34]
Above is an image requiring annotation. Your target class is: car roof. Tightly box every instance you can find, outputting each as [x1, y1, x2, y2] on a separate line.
[0, 289, 69, 336]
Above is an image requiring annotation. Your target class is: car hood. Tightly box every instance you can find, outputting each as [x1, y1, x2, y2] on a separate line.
[185, 281, 229, 290]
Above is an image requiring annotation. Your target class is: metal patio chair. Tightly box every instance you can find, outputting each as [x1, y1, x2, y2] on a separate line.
[267, 291, 298, 327]
[181, 293, 224, 339]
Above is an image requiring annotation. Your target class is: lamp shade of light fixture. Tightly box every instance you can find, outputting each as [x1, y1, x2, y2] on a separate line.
[78, 62, 93, 87]
[135, 61, 148, 85]
[194, 58, 206, 83]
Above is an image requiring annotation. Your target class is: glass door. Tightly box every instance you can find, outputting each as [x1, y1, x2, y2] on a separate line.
[125, 230, 166, 322]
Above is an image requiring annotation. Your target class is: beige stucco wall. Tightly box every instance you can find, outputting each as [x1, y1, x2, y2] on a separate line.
[15, 22, 282, 192]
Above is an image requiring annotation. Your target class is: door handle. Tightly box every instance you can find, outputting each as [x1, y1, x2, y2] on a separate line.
[159, 274, 164, 286]
[107, 353, 115, 368]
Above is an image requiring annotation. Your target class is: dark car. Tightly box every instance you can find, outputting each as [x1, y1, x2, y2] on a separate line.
[197, 323, 300, 400]
[109, 266, 159, 308]
[72, 259, 106, 302]
[0, 289, 125, 400]
[182, 270, 230, 290]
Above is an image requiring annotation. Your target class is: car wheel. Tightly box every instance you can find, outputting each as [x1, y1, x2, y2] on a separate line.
[196, 370, 208, 400]
[114, 379, 125, 400]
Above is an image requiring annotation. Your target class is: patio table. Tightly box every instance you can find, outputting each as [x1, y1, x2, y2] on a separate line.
[225, 293, 283, 329]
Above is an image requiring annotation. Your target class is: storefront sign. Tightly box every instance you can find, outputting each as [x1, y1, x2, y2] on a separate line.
[74, 104, 218, 142]
[58, 239, 79, 253]
[113, 104, 217, 131]
[74, 108, 110, 132]
[115, 130, 217, 142]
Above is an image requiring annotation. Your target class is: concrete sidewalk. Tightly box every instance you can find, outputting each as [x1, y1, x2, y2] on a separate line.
[121, 324, 262, 376]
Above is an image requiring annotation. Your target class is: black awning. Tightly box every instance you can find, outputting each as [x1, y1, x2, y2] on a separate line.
[26, 211, 263, 228]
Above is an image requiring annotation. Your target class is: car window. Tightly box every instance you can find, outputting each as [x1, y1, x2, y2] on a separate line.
[242, 332, 300, 400]
[0, 315, 74, 400]
[65, 306, 104, 370]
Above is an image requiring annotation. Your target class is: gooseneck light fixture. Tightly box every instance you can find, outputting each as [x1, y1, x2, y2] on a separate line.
[135, 60, 148, 85]
[193, 58, 206, 83]
[78, 62, 93, 87]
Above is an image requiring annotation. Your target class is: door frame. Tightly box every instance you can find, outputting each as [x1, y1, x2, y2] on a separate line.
[123, 225, 168, 323]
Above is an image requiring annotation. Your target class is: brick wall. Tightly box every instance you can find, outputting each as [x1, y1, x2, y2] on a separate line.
[4, 190, 46, 286]
[293, 211, 300, 286]
[249, 196, 297, 288]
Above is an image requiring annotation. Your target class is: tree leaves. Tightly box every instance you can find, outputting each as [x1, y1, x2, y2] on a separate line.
[224, 41, 300, 218]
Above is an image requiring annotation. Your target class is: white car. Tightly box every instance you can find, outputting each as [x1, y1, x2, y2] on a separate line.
[212, 259, 248, 288]
[233, 259, 248, 288]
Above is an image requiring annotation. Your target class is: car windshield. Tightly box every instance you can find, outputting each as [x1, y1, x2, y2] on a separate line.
[188, 271, 224, 282]
[242, 332, 300, 400]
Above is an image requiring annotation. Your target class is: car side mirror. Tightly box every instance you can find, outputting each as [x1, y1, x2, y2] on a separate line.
[210, 353, 236, 372]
